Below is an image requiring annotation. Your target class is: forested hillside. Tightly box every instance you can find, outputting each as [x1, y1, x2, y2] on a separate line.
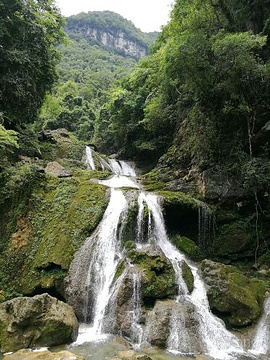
[39, 11, 157, 141]
[96, 0, 270, 267]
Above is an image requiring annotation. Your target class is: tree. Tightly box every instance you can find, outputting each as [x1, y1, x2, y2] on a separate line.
[0, 0, 65, 128]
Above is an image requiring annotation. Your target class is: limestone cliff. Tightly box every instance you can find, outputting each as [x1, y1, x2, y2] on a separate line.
[65, 11, 157, 59]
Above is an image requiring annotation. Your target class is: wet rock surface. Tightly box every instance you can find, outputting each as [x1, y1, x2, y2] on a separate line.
[0, 294, 79, 352]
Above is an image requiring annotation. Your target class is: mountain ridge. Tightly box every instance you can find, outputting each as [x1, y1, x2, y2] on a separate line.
[65, 10, 158, 59]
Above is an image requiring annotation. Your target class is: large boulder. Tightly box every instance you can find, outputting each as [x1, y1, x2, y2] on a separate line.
[128, 246, 177, 303]
[145, 300, 202, 353]
[45, 161, 72, 178]
[0, 294, 79, 352]
[201, 260, 266, 328]
[4, 349, 83, 360]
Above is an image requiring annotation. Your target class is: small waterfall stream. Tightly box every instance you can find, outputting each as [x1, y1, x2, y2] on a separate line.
[67, 147, 270, 359]
[250, 296, 270, 356]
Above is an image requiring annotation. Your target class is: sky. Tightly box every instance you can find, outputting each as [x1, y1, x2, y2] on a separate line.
[55, 0, 175, 32]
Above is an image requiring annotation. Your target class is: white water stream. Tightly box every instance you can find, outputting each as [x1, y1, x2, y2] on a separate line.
[68, 147, 269, 359]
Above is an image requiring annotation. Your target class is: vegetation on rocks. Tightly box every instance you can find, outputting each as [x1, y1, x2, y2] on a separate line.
[128, 247, 177, 303]
[201, 260, 267, 328]
[0, 294, 78, 352]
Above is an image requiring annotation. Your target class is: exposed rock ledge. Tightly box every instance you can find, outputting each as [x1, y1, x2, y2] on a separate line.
[0, 294, 79, 352]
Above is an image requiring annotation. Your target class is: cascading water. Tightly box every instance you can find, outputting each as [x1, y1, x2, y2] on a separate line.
[85, 146, 96, 170]
[250, 296, 270, 356]
[129, 271, 144, 346]
[67, 146, 269, 359]
[136, 192, 244, 360]
[198, 201, 215, 249]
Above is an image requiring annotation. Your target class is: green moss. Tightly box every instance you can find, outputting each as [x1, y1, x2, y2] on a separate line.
[141, 169, 166, 191]
[181, 261, 194, 293]
[1, 170, 108, 296]
[172, 235, 203, 262]
[158, 191, 198, 210]
[114, 260, 126, 280]
[128, 249, 176, 301]
[201, 260, 267, 328]
[212, 221, 254, 258]
[123, 240, 136, 250]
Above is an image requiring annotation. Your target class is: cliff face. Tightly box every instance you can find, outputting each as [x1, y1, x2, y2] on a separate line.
[67, 26, 148, 59]
[65, 11, 156, 59]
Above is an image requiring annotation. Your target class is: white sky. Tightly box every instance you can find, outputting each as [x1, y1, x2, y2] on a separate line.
[55, 0, 175, 32]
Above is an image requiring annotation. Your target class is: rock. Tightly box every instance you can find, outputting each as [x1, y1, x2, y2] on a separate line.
[0, 294, 79, 352]
[145, 300, 172, 347]
[3, 349, 83, 360]
[212, 221, 255, 260]
[110, 266, 145, 341]
[42, 129, 70, 143]
[201, 260, 266, 328]
[45, 161, 72, 178]
[180, 260, 194, 293]
[199, 168, 248, 201]
[128, 246, 177, 303]
[173, 235, 203, 262]
[145, 300, 202, 353]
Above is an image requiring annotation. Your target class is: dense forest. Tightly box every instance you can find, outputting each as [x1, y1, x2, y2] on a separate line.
[1, 0, 270, 358]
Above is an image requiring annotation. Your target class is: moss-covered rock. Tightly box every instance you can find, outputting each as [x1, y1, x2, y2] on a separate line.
[181, 260, 194, 293]
[172, 235, 203, 262]
[0, 170, 108, 298]
[0, 293, 78, 352]
[128, 246, 177, 303]
[212, 221, 255, 259]
[201, 260, 267, 328]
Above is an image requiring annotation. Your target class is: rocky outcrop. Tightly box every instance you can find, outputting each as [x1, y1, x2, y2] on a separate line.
[42, 128, 70, 143]
[0, 294, 78, 352]
[45, 161, 72, 178]
[4, 349, 83, 360]
[128, 246, 177, 303]
[199, 168, 249, 201]
[201, 260, 266, 328]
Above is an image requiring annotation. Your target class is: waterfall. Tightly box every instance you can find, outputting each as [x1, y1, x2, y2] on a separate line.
[129, 271, 144, 346]
[137, 192, 244, 359]
[67, 188, 128, 342]
[85, 146, 96, 170]
[251, 296, 270, 356]
[198, 201, 215, 249]
[67, 146, 270, 359]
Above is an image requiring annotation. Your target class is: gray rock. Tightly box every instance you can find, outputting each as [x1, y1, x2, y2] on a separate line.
[145, 300, 202, 353]
[45, 161, 72, 178]
[0, 293, 79, 352]
[145, 300, 172, 347]
[199, 168, 248, 201]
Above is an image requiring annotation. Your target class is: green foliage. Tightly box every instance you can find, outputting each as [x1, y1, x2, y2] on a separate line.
[38, 10, 158, 142]
[97, 0, 270, 172]
[0, 124, 18, 159]
[0, 0, 65, 127]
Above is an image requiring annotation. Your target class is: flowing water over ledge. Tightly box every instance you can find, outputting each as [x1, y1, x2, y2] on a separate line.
[64, 147, 270, 360]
